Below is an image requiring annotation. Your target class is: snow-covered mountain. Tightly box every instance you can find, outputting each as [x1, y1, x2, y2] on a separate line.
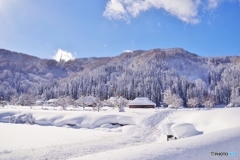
[0, 48, 239, 106]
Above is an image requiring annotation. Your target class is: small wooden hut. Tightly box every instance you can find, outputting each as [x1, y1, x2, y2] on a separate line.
[128, 97, 156, 108]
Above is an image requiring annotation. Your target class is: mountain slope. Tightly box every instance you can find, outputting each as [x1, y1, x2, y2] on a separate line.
[0, 48, 239, 106]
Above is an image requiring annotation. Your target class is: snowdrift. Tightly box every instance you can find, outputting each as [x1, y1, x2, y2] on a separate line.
[0, 109, 137, 129]
[162, 122, 203, 139]
[171, 122, 203, 138]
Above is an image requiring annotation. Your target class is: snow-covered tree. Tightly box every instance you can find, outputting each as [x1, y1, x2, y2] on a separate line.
[230, 87, 240, 107]
[171, 96, 183, 110]
[117, 96, 128, 112]
[56, 96, 74, 110]
[84, 96, 97, 106]
[164, 89, 183, 110]
[106, 97, 118, 109]
[187, 98, 199, 108]
[17, 94, 35, 107]
[106, 96, 128, 112]
[92, 97, 103, 112]
[203, 97, 215, 108]
[163, 89, 173, 106]
[75, 96, 85, 108]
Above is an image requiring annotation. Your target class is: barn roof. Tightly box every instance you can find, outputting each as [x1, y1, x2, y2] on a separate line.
[47, 99, 58, 103]
[128, 97, 156, 106]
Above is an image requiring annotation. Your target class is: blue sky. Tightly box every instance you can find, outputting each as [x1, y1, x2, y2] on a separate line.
[0, 0, 239, 60]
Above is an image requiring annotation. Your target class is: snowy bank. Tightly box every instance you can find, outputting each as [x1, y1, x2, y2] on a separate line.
[1, 107, 240, 160]
[71, 126, 240, 160]
[0, 109, 138, 129]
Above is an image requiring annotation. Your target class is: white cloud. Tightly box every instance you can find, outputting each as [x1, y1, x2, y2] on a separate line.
[207, 0, 220, 9]
[53, 49, 75, 62]
[103, 0, 201, 24]
[123, 50, 133, 53]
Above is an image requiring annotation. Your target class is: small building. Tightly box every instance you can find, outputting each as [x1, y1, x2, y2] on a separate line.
[45, 99, 58, 106]
[35, 100, 45, 105]
[128, 97, 156, 108]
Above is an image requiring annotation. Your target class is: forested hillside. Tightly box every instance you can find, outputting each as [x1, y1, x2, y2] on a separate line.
[0, 48, 239, 107]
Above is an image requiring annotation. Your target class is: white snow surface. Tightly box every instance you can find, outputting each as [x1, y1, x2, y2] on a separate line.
[162, 122, 174, 135]
[0, 107, 240, 160]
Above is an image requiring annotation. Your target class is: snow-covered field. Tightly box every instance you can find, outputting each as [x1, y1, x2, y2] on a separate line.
[0, 106, 239, 160]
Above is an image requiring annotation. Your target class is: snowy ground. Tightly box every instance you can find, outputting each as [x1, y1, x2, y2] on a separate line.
[0, 106, 240, 160]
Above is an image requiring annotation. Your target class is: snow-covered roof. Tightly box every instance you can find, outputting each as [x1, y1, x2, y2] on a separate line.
[128, 97, 156, 106]
[47, 99, 58, 103]
[108, 97, 117, 103]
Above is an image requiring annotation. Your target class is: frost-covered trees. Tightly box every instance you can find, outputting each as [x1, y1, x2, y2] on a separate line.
[105, 96, 128, 112]
[75, 96, 85, 108]
[92, 98, 103, 112]
[75, 96, 103, 111]
[229, 87, 240, 107]
[0, 48, 240, 108]
[17, 94, 35, 107]
[187, 96, 214, 108]
[187, 98, 199, 108]
[116, 96, 128, 112]
[164, 89, 183, 110]
[106, 97, 118, 109]
[56, 96, 75, 110]
[203, 97, 215, 108]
